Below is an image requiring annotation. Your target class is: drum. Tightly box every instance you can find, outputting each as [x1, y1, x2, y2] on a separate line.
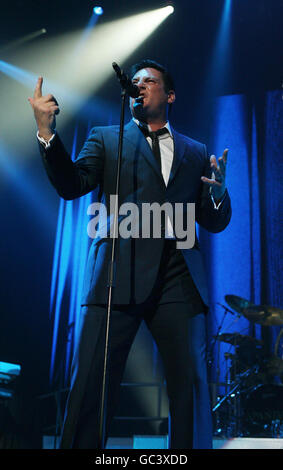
[242, 384, 283, 437]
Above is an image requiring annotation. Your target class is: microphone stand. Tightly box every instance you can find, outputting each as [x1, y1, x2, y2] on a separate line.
[97, 86, 127, 450]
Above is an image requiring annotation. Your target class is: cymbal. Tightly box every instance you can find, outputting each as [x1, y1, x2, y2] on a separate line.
[242, 305, 283, 326]
[225, 295, 283, 326]
[214, 332, 262, 346]
[225, 295, 255, 314]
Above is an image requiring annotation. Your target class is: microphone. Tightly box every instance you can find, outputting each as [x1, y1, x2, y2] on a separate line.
[216, 302, 241, 318]
[112, 62, 139, 98]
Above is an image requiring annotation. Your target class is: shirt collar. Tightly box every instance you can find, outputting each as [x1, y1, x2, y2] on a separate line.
[133, 118, 173, 137]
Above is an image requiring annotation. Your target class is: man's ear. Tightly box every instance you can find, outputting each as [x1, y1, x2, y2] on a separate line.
[167, 90, 176, 104]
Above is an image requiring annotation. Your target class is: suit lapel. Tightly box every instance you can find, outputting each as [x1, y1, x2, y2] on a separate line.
[116, 121, 187, 189]
[120, 120, 166, 187]
[167, 128, 187, 187]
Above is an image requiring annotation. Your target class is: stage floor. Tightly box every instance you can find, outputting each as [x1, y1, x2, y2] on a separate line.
[42, 435, 283, 449]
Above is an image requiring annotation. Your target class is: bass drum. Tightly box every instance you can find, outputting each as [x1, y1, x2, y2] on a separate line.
[242, 384, 283, 437]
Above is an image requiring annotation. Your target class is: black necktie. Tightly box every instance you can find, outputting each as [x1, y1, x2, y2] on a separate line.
[139, 125, 169, 172]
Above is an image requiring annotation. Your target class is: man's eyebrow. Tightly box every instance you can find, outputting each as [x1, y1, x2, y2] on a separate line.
[132, 76, 159, 81]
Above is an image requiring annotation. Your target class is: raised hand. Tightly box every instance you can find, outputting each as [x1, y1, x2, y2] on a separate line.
[201, 148, 228, 202]
[28, 77, 60, 140]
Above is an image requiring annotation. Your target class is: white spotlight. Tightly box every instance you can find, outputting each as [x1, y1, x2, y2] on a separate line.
[165, 5, 174, 15]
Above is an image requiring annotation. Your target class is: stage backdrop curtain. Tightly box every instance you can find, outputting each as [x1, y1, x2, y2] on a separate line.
[201, 89, 283, 388]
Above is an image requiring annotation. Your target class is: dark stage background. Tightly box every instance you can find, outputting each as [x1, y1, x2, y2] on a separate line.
[0, 0, 282, 447]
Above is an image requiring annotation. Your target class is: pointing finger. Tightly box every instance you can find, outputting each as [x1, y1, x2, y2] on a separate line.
[210, 155, 217, 166]
[218, 157, 226, 174]
[210, 155, 218, 172]
[33, 76, 43, 99]
[222, 148, 228, 163]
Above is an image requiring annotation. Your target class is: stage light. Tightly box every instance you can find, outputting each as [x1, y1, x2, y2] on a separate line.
[165, 5, 174, 15]
[0, 6, 174, 160]
[93, 6, 103, 15]
[0, 28, 47, 53]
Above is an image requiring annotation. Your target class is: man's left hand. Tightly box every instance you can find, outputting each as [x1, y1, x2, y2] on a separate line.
[201, 148, 228, 203]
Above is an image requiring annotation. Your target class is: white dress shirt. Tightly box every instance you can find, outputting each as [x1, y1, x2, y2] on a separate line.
[133, 119, 223, 238]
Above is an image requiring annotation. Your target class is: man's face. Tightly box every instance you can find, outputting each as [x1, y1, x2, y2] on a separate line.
[129, 67, 175, 122]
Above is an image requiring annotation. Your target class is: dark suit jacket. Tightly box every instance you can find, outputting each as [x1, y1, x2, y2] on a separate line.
[40, 119, 232, 448]
[40, 119, 231, 307]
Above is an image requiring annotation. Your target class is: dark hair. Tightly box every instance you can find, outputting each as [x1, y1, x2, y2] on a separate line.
[130, 59, 175, 93]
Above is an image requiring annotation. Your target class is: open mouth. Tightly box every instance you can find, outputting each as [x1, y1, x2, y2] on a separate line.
[135, 96, 144, 104]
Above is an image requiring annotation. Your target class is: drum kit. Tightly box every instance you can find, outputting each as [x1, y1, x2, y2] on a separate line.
[211, 295, 283, 438]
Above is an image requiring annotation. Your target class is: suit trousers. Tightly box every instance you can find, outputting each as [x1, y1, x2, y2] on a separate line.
[70, 240, 213, 449]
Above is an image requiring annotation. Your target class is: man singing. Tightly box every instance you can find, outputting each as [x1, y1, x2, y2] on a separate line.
[29, 59, 231, 449]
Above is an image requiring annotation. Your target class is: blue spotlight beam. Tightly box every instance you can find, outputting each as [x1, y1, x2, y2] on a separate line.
[199, 0, 233, 101]
[0, 140, 54, 225]
[217, 0, 232, 56]
[73, 10, 101, 51]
